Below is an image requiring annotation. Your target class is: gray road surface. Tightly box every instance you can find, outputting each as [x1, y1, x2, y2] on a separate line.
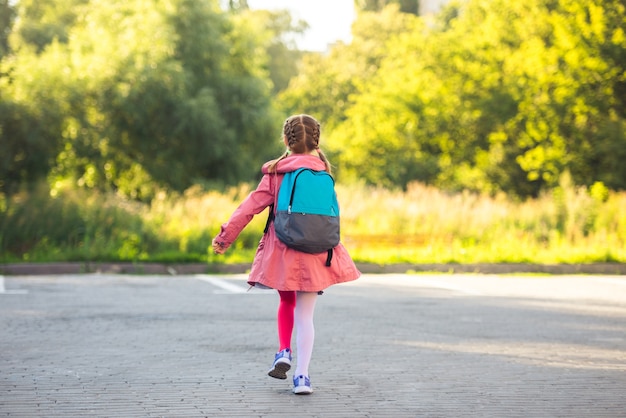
[1, 273, 625, 417]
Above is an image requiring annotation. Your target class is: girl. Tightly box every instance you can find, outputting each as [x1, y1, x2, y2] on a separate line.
[212, 114, 361, 395]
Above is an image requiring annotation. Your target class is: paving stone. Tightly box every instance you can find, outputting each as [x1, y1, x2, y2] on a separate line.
[1, 273, 625, 417]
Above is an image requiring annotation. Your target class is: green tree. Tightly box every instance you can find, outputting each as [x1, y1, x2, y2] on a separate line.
[279, 5, 418, 132]
[229, 7, 307, 93]
[279, 5, 429, 186]
[8, 0, 88, 52]
[543, 0, 626, 191]
[293, 0, 626, 196]
[355, 0, 419, 15]
[0, 0, 15, 58]
[2, 0, 280, 199]
[0, 43, 69, 196]
[477, 0, 626, 195]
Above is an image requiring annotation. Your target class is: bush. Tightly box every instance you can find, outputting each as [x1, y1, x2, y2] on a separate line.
[1, 180, 625, 265]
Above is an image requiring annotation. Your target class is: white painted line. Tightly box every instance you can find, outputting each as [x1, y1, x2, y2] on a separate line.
[0, 276, 29, 294]
[194, 275, 249, 294]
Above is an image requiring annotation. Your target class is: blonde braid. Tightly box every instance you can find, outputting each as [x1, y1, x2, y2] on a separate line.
[309, 118, 332, 173]
[317, 148, 332, 174]
[266, 118, 298, 173]
[312, 119, 321, 147]
[285, 118, 298, 148]
[268, 114, 332, 173]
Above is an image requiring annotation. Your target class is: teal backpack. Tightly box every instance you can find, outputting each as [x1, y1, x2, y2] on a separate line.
[265, 168, 340, 266]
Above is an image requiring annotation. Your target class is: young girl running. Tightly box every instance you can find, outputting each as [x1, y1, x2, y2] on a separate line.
[212, 114, 361, 395]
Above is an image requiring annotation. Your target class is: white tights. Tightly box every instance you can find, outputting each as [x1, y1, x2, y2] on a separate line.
[294, 291, 318, 377]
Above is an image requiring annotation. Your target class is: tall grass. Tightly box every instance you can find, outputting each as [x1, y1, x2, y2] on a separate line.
[338, 176, 625, 264]
[1, 177, 625, 265]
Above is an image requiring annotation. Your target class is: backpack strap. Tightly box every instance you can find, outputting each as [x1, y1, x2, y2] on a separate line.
[325, 249, 333, 267]
[264, 203, 274, 234]
[264, 172, 280, 234]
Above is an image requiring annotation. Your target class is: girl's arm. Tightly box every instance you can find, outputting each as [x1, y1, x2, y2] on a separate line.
[212, 174, 275, 253]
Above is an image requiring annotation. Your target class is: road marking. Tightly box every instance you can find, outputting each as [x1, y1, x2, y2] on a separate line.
[0, 276, 29, 294]
[194, 275, 251, 294]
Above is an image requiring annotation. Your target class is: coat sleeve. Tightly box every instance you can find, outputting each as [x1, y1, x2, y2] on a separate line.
[214, 174, 276, 249]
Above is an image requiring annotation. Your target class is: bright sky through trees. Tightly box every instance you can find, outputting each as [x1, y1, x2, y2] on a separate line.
[247, 0, 356, 51]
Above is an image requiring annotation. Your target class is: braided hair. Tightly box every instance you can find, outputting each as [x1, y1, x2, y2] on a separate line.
[267, 114, 332, 174]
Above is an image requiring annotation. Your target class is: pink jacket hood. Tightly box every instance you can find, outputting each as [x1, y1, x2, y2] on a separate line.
[261, 154, 327, 175]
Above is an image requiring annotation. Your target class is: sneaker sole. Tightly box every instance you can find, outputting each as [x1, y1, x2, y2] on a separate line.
[293, 386, 313, 395]
[268, 361, 291, 380]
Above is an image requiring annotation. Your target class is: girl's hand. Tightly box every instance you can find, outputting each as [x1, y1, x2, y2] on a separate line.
[212, 238, 226, 255]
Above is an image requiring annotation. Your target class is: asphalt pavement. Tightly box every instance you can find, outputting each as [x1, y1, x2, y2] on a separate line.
[1, 273, 625, 417]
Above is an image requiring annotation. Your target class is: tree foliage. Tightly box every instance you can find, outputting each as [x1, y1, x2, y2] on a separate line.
[281, 0, 626, 198]
[355, 0, 419, 15]
[1, 0, 284, 199]
[279, 5, 417, 133]
[2, 0, 625, 201]
[0, 0, 15, 58]
[229, 7, 307, 93]
[8, 0, 88, 52]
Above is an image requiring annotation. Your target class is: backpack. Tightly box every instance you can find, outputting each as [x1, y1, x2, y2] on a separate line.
[265, 168, 340, 266]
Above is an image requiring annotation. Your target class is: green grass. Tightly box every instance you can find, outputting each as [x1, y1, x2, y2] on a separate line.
[1, 178, 625, 265]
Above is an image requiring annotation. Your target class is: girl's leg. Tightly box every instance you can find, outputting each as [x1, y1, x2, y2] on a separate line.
[294, 291, 318, 377]
[268, 290, 297, 380]
[277, 290, 296, 351]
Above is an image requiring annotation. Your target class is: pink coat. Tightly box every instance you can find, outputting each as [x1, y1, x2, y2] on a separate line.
[215, 154, 361, 292]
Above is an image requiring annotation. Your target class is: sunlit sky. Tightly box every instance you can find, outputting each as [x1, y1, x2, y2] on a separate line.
[246, 0, 356, 51]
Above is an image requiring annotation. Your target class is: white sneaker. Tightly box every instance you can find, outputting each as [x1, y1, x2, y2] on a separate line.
[268, 348, 291, 380]
[292, 374, 313, 395]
